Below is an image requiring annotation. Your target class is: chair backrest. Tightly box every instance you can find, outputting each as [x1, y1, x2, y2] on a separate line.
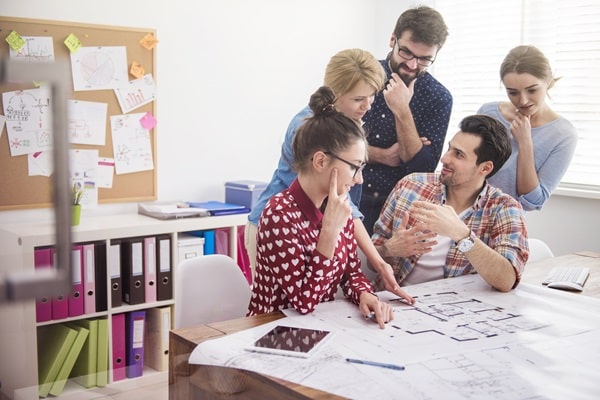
[174, 254, 252, 329]
[528, 238, 554, 263]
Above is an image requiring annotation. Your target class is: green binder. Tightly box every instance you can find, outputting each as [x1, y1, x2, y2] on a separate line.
[96, 318, 109, 387]
[48, 324, 89, 396]
[37, 324, 78, 398]
[69, 319, 98, 388]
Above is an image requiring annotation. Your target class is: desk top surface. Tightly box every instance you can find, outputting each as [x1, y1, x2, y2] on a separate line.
[172, 252, 600, 400]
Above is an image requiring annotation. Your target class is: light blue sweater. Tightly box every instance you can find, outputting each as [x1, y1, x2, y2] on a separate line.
[478, 102, 577, 211]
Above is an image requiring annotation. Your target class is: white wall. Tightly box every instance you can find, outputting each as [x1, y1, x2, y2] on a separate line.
[0, 0, 597, 256]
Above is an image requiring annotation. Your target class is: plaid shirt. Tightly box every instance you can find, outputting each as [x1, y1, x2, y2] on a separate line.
[372, 173, 528, 288]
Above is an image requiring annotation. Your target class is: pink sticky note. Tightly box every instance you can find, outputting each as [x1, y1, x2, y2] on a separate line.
[140, 112, 157, 129]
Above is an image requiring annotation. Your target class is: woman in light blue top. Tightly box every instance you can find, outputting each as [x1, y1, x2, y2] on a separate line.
[245, 48, 413, 303]
[478, 45, 577, 211]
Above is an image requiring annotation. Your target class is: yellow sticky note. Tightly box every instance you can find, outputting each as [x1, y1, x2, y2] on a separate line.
[64, 33, 82, 53]
[6, 30, 26, 51]
[139, 33, 158, 50]
[130, 62, 145, 79]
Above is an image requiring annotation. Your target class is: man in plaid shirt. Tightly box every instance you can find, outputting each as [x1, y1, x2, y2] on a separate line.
[372, 115, 528, 293]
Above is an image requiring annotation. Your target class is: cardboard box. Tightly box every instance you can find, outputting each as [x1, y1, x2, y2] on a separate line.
[225, 180, 268, 210]
[177, 234, 205, 261]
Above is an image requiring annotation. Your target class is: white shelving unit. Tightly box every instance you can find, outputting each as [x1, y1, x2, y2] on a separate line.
[0, 212, 248, 400]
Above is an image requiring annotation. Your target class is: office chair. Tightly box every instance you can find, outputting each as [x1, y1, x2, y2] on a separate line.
[174, 254, 251, 329]
[528, 238, 555, 263]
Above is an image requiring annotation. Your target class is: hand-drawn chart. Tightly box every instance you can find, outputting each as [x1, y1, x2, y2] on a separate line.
[114, 73, 156, 113]
[110, 113, 153, 175]
[2, 86, 52, 156]
[70, 46, 129, 91]
[8, 36, 55, 63]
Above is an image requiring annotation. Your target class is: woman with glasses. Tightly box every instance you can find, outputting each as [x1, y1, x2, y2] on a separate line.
[247, 86, 395, 328]
[478, 45, 577, 211]
[245, 48, 414, 304]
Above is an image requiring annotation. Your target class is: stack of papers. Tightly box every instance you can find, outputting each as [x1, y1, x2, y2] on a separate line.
[138, 201, 210, 220]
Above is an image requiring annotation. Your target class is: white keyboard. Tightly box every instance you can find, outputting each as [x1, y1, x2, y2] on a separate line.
[542, 267, 590, 291]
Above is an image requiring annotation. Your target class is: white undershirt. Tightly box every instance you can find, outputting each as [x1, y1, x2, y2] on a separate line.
[402, 235, 452, 286]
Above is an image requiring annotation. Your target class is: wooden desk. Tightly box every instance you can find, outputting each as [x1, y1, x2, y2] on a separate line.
[169, 312, 344, 399]
[521, 251, 600, 298]
[169, 252, 600, 399]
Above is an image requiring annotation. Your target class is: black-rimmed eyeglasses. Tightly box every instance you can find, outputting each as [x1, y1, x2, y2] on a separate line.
[394, 38, 436, 67]
[325, 152, 366, 179]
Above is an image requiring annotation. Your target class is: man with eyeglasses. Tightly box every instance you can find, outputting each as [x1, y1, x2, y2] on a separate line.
[360, 6, 453, 236]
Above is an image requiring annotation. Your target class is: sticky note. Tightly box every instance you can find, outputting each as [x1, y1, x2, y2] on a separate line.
[130, 62, 145, 79]
[64, 33, 82, 53]
[6, 30, 25, 51]
[139, 33, 158, 50]
[140, 112, 157, 130]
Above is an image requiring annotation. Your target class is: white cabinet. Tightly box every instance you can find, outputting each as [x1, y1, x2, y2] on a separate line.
[0, 213, 248, 400]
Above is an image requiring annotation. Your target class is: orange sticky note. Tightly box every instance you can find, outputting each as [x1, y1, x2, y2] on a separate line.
[130, 62, 145, 79]
[6, 30, 25, 51]
[140, 33, 158, 50]
[64, 33, 82, 53]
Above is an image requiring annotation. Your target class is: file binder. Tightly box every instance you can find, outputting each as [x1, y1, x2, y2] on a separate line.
[156, 234, 172, 301]
[126, 310, 146, 378]
[34, 246, 54, 322]
[37, 324, 77, 398]
[48, 323, 89, 396]
[187, 200, 250, 216]
[144, 306, 171, 371]
[69, 319, 98, 388]
[122, 237, 145, 305]
[94, 241, 108, 312]
[111, 313, 127, 382]
[96, 318, 109, 387]
[109, 239, 123, 307]
[144, 236, 157, 303]
[83, 244, 96, 315]
[50, 247, 69, 320]
[68, 245, 85, 317]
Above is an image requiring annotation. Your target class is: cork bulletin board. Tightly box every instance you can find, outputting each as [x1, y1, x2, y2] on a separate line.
[0, 16, 157, 210]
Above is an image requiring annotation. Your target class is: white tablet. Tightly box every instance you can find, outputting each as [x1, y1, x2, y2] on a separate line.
[244, 325, 333, 358]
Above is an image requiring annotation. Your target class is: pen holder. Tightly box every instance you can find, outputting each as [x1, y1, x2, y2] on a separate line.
[71, 204, 81, 226]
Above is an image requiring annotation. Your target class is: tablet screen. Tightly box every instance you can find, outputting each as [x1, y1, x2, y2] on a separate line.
[245, 325, 333, 358]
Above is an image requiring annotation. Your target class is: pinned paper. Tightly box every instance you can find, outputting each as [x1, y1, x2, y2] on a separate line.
[139, 33, 158, 50]
[97, 157, 115, 188]
[6, 30, 26, 51]
[140, 112, 157, 130]
[64, 33, 82, 53]
[130, 61, 145, 79]
[28, 151, 53, 177]
[114, 73, 156, 113]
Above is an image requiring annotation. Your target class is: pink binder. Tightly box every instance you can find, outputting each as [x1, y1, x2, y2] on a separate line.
[111, 313, 127, 382]
[34, 247, 54, 322]
[83, 243, 96, 314]
[51, 248, 68, 320]
[68, 245, 85, 317]
[144, 236, 157, 303]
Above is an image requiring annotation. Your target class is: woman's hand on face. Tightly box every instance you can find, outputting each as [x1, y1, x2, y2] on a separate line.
[322, 168, 352, 234]
[511, 111, 533, 146]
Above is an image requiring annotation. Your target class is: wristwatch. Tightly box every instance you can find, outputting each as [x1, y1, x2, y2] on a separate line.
[457, 231, 475, 253]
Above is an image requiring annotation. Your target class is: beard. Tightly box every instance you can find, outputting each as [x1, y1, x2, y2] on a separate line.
[389, 57, 426, 86]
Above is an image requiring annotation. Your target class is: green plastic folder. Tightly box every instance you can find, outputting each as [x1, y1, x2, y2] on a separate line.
[96, 318, 109, 387]
[48, 324, 89, 396]
[69, 319, 98, 388]
[37, 324, 78, 398]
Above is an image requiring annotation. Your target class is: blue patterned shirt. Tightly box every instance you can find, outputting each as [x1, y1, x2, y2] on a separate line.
[362, 61, 453, 198]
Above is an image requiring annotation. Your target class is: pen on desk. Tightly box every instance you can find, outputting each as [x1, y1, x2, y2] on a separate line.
[346, 358, 405, 371]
